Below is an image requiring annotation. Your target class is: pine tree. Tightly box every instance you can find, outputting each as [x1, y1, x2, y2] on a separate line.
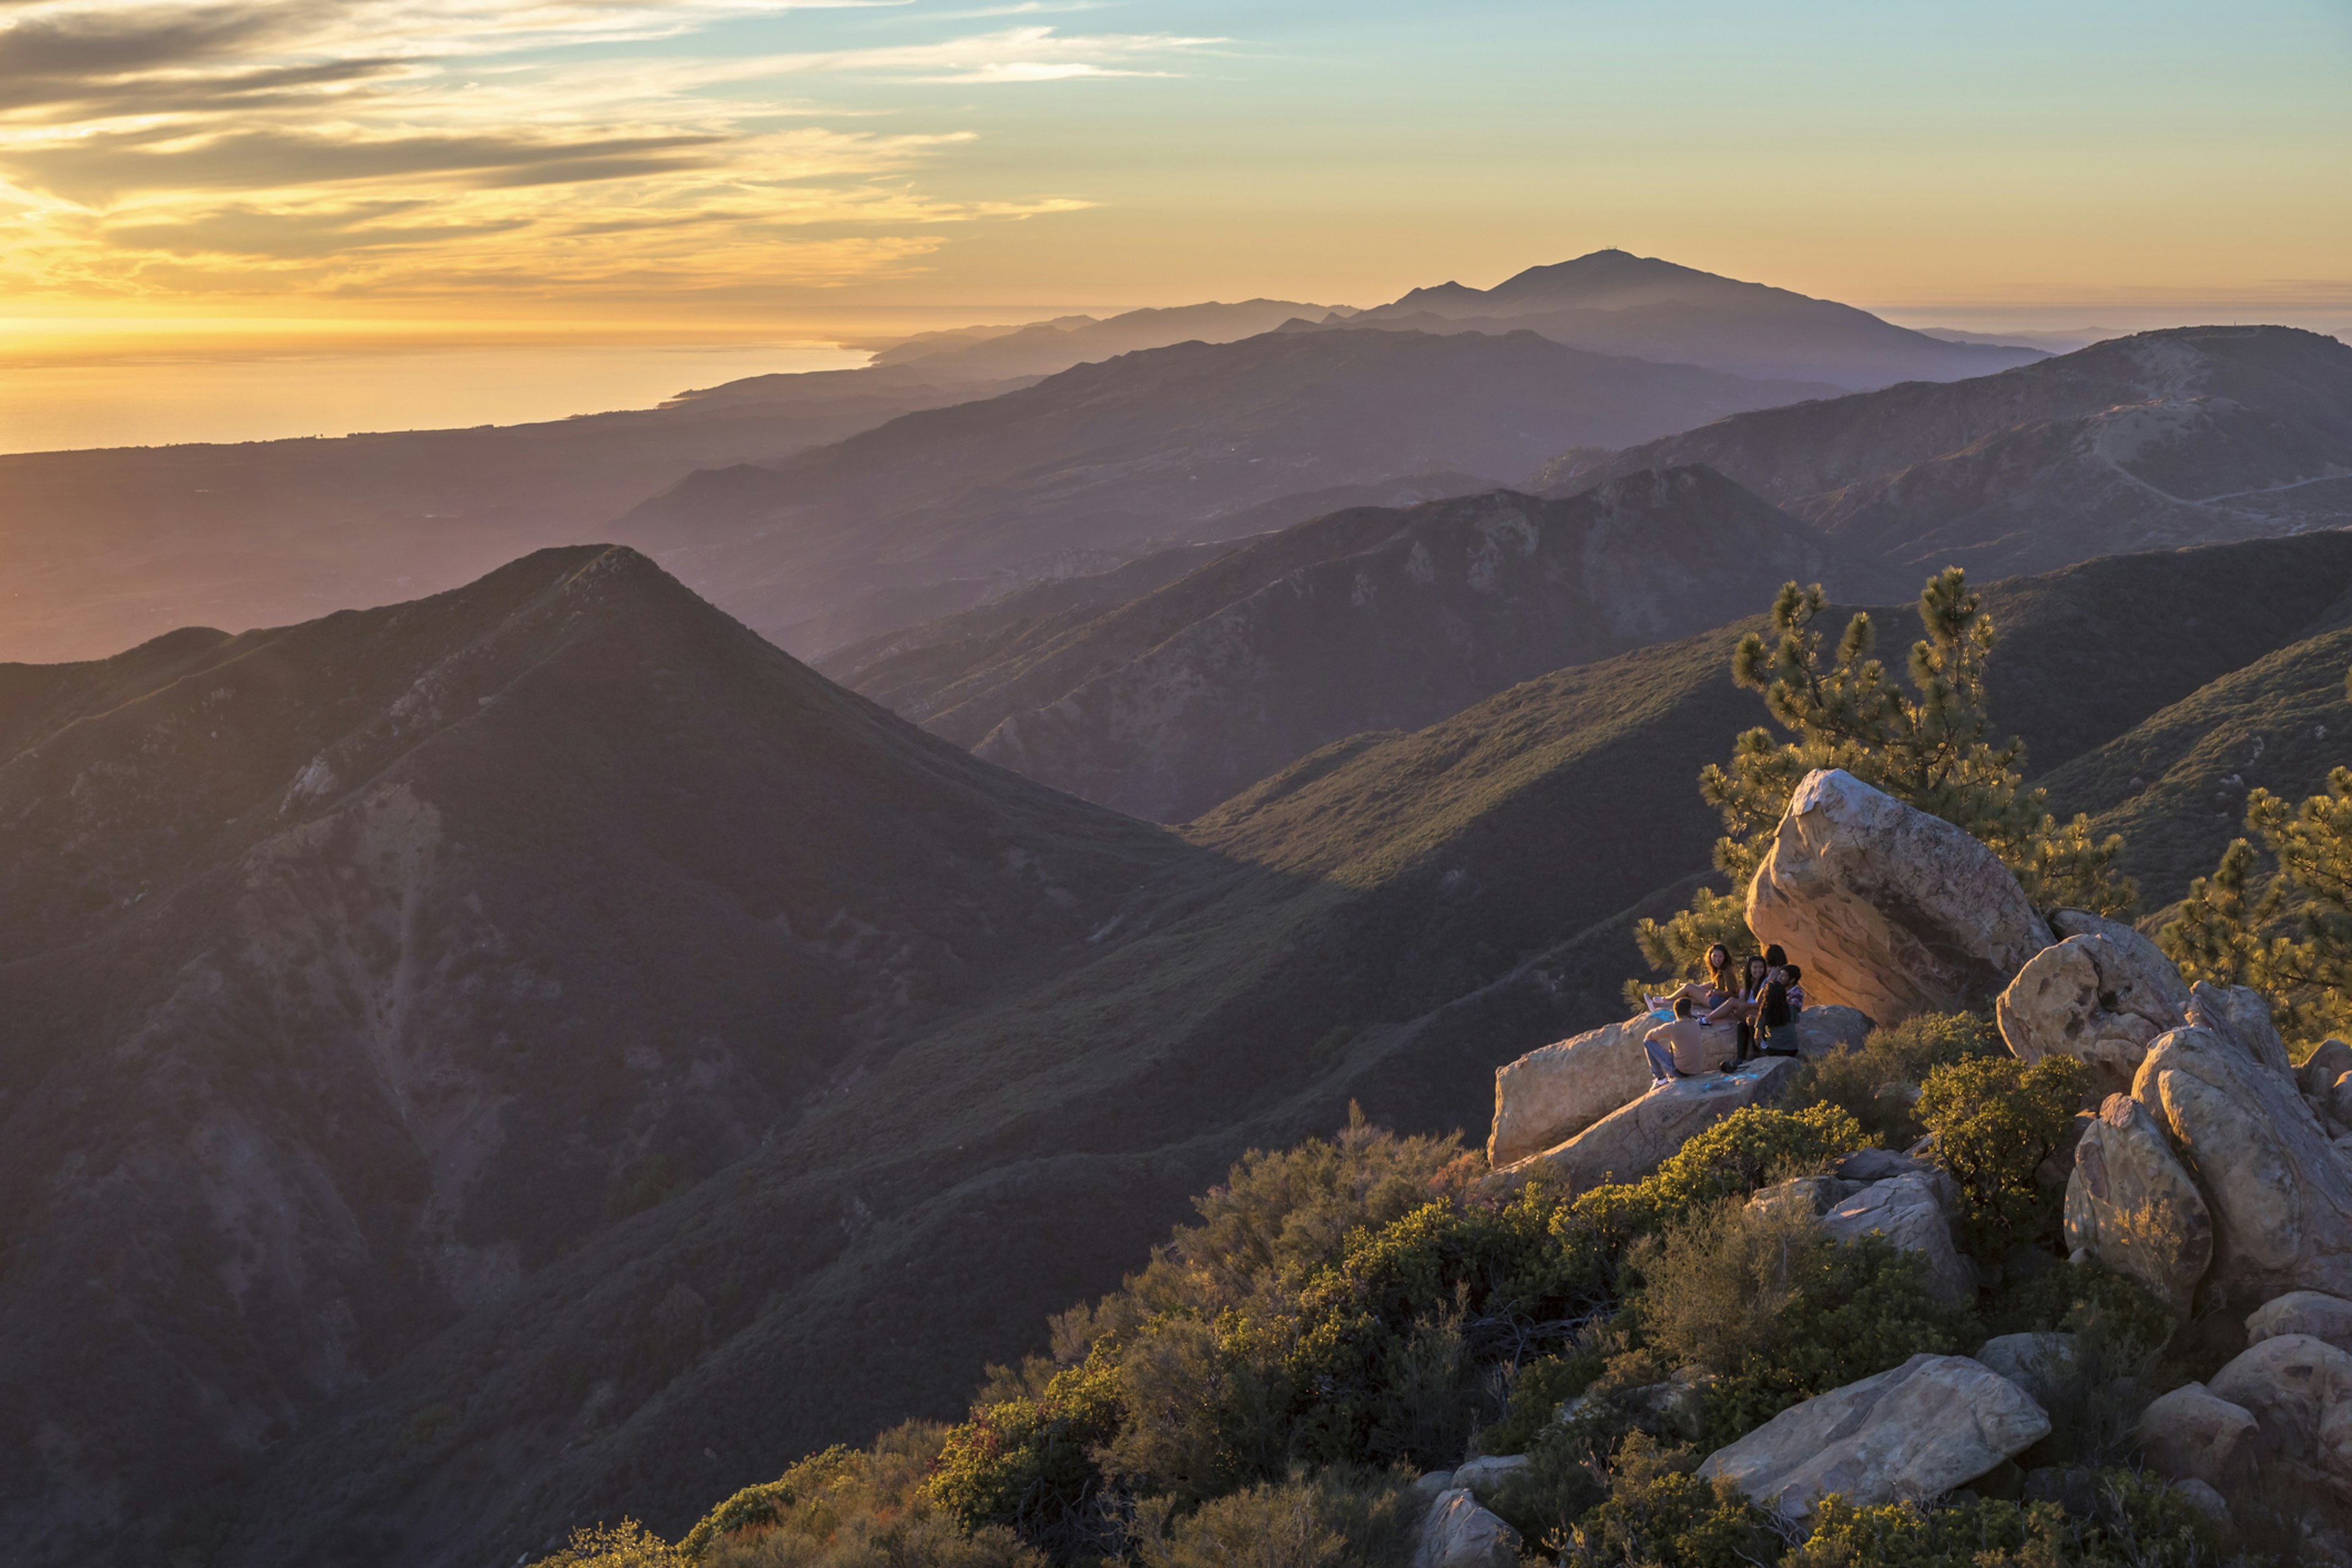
[1630, 569, 2135, 999]
[2163, 670, 2352, 1045]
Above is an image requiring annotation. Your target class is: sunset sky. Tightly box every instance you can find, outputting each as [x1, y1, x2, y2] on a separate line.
[0, 0, 2346, 442]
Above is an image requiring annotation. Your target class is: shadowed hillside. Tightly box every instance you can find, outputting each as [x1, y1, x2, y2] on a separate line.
[1537, 326, 2352, 578]
[0, 548, 1216, 1567]
[939, 468, 1910, 821]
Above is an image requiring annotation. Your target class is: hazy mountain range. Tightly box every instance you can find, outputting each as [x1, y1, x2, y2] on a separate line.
[7, 247, 2352, 1567]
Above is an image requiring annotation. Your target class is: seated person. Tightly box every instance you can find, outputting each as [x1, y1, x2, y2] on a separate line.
[1755, 964, 1805, 1056]
[1782, 962, 1806, 1017]
[1647, 943, 1733, 1014]
[1643, 997, 1736, 1084]
[1704, 954, 1773, 1025]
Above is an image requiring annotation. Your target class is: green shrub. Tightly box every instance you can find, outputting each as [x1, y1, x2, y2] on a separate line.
[1795, 1012, 2002, 1149]
[1131, 1467, 1420, 1568]
[1789, 1494, 2076, 1567]
[1628, 1202, 1969, 1444]
[1917, 1054, 2087, 1262]
[1484, 1427, 1611, 1549]
[685, 1425, 1044, 1568]
[537, 1520, 689, 1567]
[1559, 1435, 1784, 1568]
[1571, 1104, 1864, 1248]
[924, 1354, 1124, 1546]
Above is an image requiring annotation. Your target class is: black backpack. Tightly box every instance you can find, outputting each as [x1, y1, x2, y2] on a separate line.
[1759, 979, 1792, 1028]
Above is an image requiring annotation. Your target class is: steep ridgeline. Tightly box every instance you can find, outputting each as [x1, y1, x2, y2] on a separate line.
[934, 467, 1914, 823]
[1343, 249, 2043, 390]
[0, 548, 1216, 1568]
[614, 328, 1842, 657]
[1537, 325, 2352, 579]
[198, 532, 2352, 1568]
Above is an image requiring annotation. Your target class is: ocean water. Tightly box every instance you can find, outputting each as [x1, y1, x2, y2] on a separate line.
[0, 341, 873, 454]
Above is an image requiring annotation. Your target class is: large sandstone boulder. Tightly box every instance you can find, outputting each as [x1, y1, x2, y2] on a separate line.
[1412, 1489, 1520, 1568]
[1818, 1172, 1977, 1303]
[1697, 1353, 2049, 1516]
[2048, 909, 2194, 1009]
[2187, 982, 2299, 1082]
[1746, 769, 2051, 1023]
[2206, 1333, 2352, 1482]
[2133, 1022, 2352, 1306]
[1488, 1012, 1720, 1167]
[2249, 1291, 2352, 1354]
[2063, 1093, 2215, 1314]
[1502, 1057, 1801, 1188]
[1998, 934, 2189, 1098]
[2138, 1382, 2261, 1488]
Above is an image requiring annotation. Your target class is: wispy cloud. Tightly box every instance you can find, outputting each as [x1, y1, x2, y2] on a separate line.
[0, 1, 1213, 303]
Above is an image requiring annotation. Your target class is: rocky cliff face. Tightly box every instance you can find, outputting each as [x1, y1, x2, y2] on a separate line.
[1537, 326, 2352, 579]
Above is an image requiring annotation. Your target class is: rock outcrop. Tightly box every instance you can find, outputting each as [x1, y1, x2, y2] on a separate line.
[1413, 1489, 1521, 1568]
[2206, 1333, 2352, 1483]
[2138, 1382, 2263, 1488]
[1502, 1057, 1801, 1188]
[1999, 933, 2189, 1098]
[2249, 1291, 2352, 1354]
[2063, 1093, 2215, 1314]
[1817, 1171, 1977, 1304]
[1488, 1013, 1689, 1168]
[1698, 1353, 2050, 1515]
[1745, 770, 2050, 1023]
[1488, 1005, 1869, 1168]
[2133, 1019, 2352, 1305]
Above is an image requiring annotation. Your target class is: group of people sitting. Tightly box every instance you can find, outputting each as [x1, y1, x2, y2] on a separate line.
[1638, 941, 1807, 1089]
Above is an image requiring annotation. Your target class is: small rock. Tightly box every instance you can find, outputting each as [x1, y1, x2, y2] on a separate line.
[1697, 1353, 2050, 1516]
[2136, 1382, 2260, 1488]
[2173, 1477, 2231, 1525]
[2048, 911, 2195, 1011]
[1974, 1333, 2079, 1408]
[2248, 1291, 2352, 1354]
[2303, 1040, 2352, 1102]
[1412, 1489, 1520, 1568]
[1409, 1470, 1457, 1502]
[1746, 1174, 1863, 1219]
[1819, 1172, 1977, 1303]
[1450, 1454, 1530, 1496]
[1835, 1148, 1934, 1184]
[2207, 1333, 2352, 1482]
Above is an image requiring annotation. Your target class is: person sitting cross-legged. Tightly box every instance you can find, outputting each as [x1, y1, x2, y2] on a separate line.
[1643, 997, 1735, 1087]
